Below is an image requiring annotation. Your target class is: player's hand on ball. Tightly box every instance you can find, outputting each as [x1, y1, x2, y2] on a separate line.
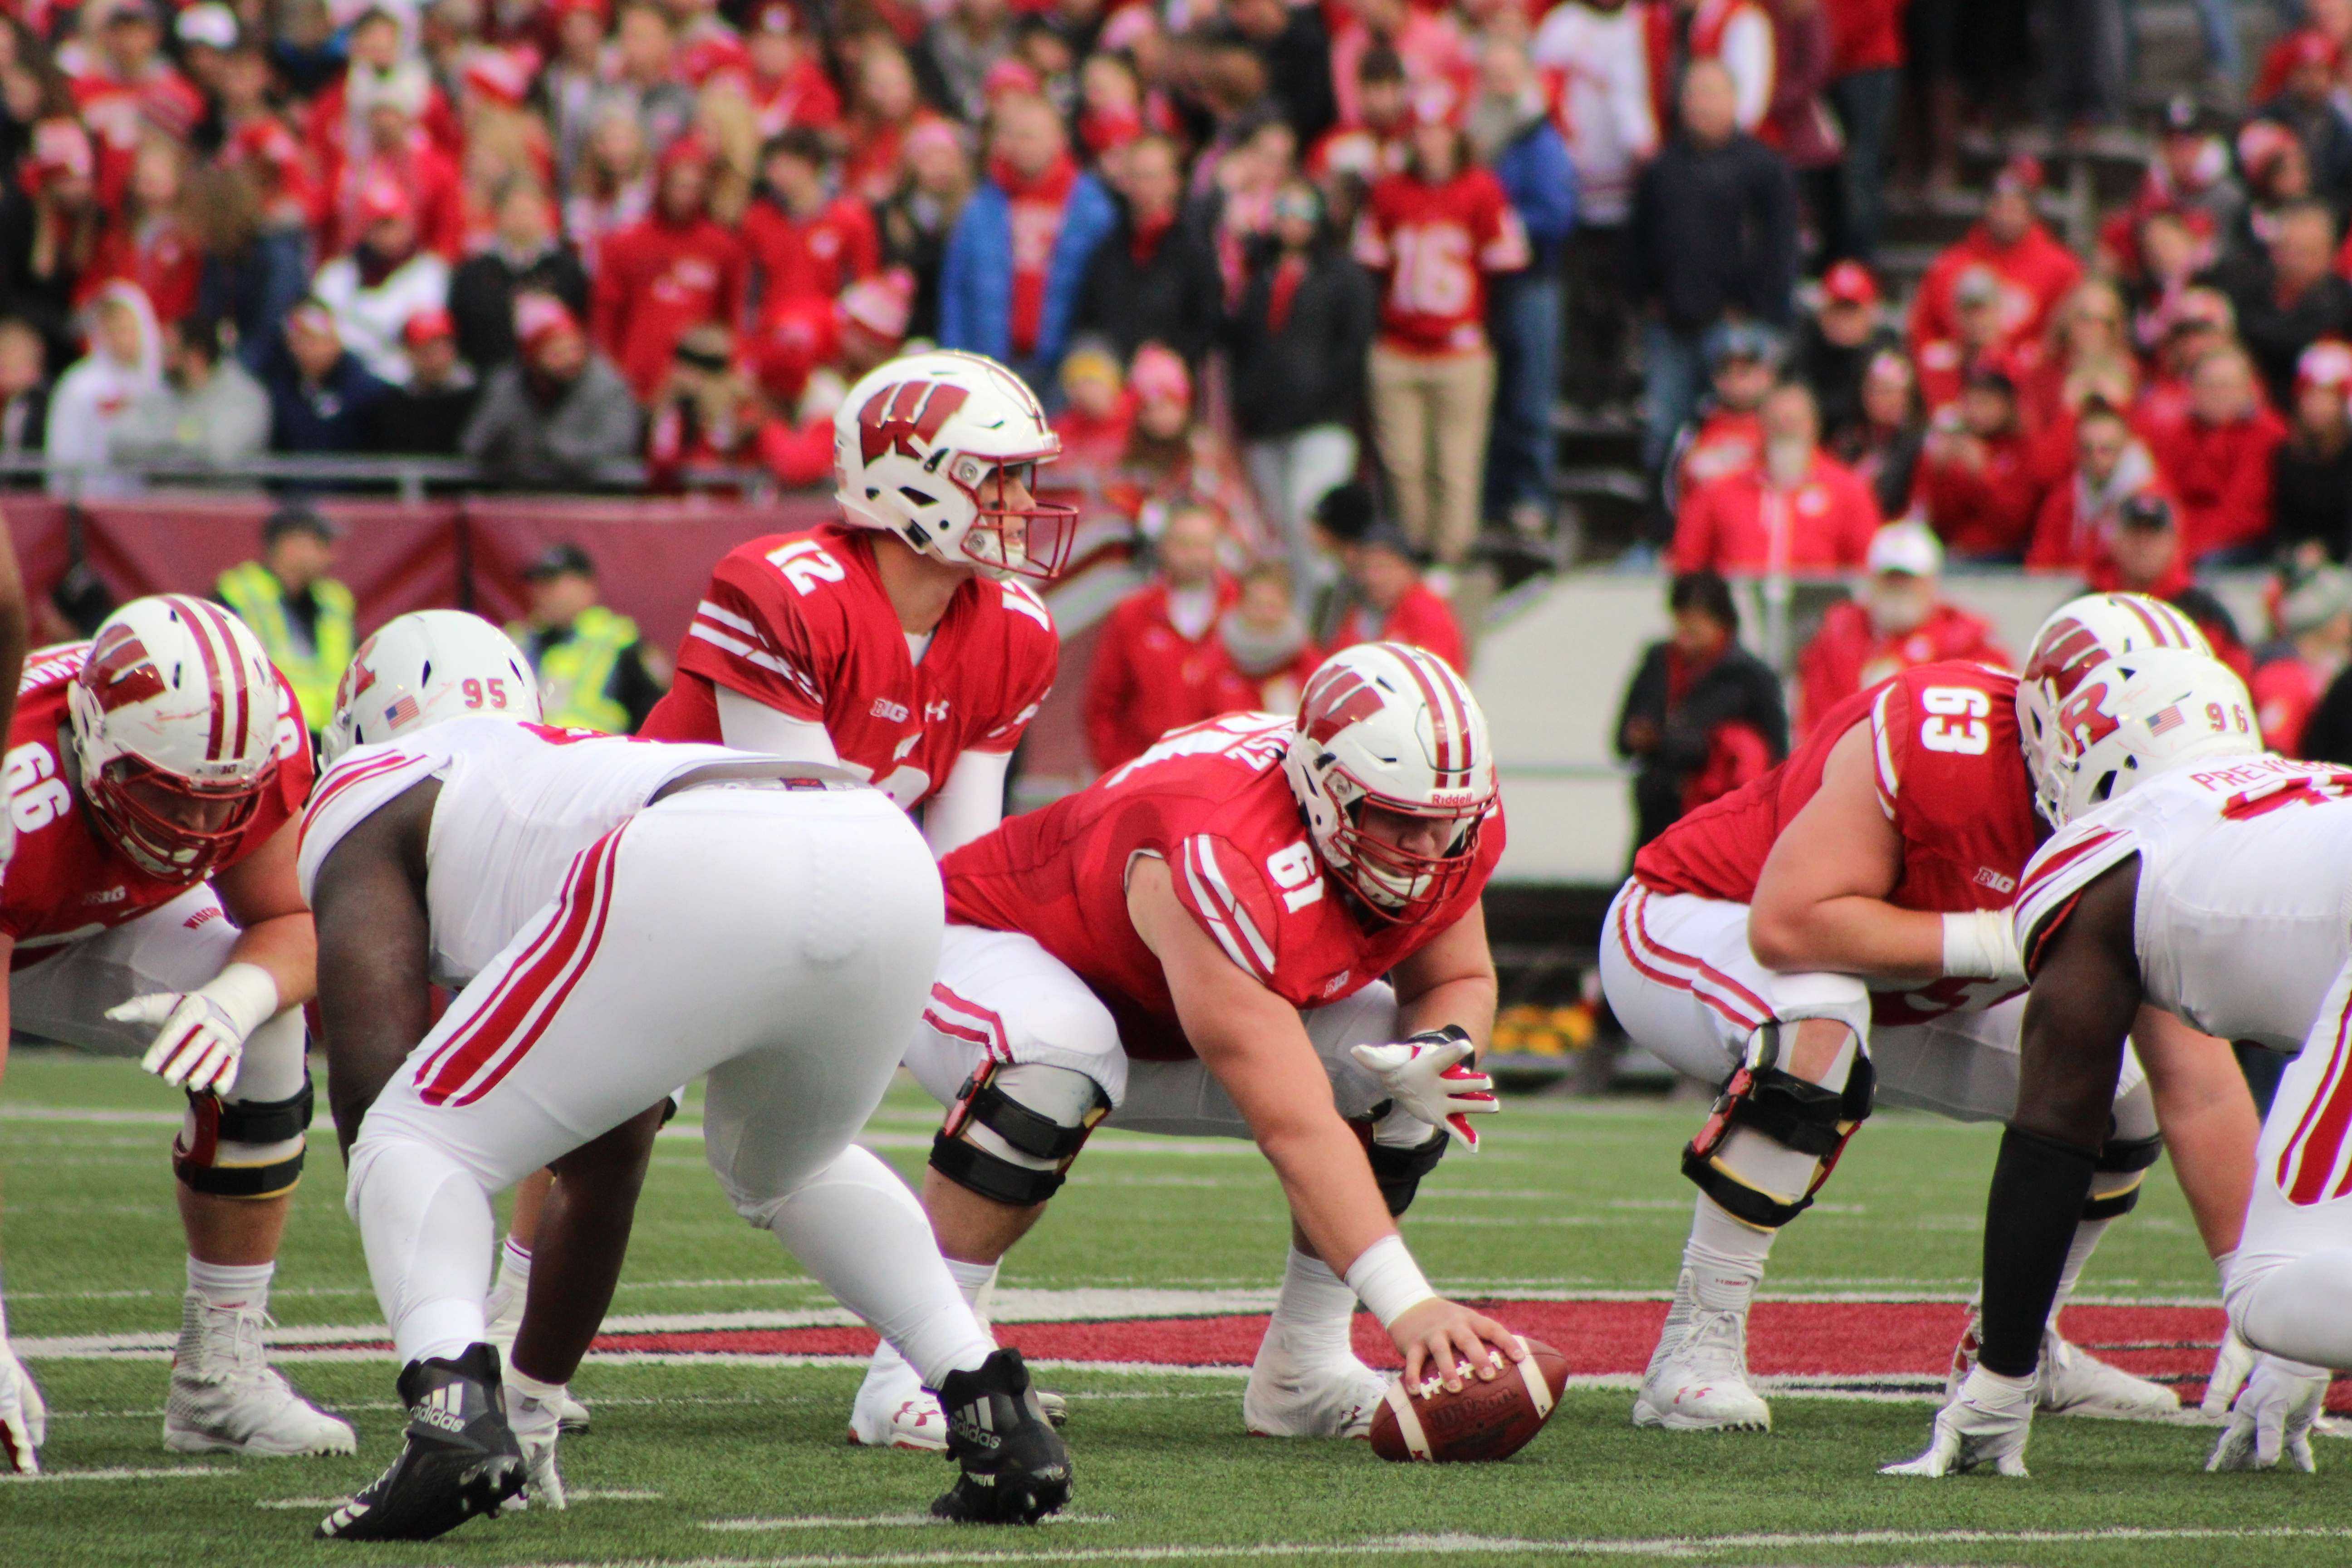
[1883, 1366, 2034, 1477]
[2208, 1354, 2328, 1473]
[2201, 1328, 2256, 1421]
[1389, 1297, 1526, 1394]
[0, 1338, 46, 1474]
[1350, 1028, 1497, 1151]
[113, 990, 251, 1095]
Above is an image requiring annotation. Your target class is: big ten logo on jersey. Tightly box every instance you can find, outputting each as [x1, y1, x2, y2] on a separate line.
[1103, 713, 1293, 789]
[766, 538, 848, 597]
[1265, 840, 1326, 913]
[1917, 685, 1991, 755]
[4, 742, 73, 835]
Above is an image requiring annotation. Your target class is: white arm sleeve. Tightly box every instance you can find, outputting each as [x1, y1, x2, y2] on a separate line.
[716, 684, 841, 764]
[922, 749, 1013, 858]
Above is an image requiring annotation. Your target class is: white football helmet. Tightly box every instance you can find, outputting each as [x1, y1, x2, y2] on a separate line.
[67, 595, 287, 882]
[1282, 642, 1496, 922]
[2024, 645, 2261, 826]
[833, 349, 1076, 580]
[323, 610, 543, 765]
[2018, 593, 2216, 825]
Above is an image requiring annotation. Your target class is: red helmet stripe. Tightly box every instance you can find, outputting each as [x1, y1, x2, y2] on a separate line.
[1392, 645, 1463, 780]
[195, 598, 254, 762]
[2116, 594, 2172, 648]
[166, 594, 229, 762]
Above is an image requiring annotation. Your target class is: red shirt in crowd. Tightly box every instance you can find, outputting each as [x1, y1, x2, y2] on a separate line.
[1351, 166, 1530, 354]
[1672, 451, 1882, 575]
[1823, 0, 1906, 73]
[2252, 655, 2329, 755]
[2141, 402, 2287, 560]
[741, 194, 879, 308]
[749, 59, 843, 139]
[1794, 599, 2009, 737]
[1083, 576, 1242, 772]
[323, 138, 469, 260]
[592, 209, 751, 399]
[1910, 222, 2084, 355]
[1208, 642, 1325, 719]
[83, 213, 200, 324]
[998, 153, 1082, 358]
[1330, 583, 1468, 673]
[1911, 428, 2046, 558]
[2024, 466, 2176, 575]
[1673, 407, 1764, 504]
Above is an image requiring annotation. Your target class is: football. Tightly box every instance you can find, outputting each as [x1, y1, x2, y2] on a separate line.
[1368, 1338, 1569, 1463]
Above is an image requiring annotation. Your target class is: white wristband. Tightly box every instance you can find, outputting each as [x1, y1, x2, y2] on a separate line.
[1343, 1234, 1437, 1328]
[199, 962, 282, 1043]
[1940, 910, 2023, 983]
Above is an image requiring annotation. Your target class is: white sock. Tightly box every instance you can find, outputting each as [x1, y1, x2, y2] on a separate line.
[495, 1237, 533, 1298]
[1267, 1245, 1359, 1362]
[1684, 1195, 1775, 1314]
[186, 1257, 274, 1313]
[2049, 1217, 2112, 1330]
[350, 1135, 495, 1366]
[946, 1255, 998, 1314]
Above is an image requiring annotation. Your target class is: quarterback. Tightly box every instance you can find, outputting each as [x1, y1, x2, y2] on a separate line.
[301, 612, 1068, 1539]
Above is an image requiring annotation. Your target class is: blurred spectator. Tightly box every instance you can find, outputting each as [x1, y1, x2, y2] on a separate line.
[1229, 180, 1376, 600]
[1210, 559, 1323, 714]
[1530, 0, 1656, 410]
[1329, 521, 1467, 671]
[1686, 0, 1776, 133]
[187, 160, 309, 378]
[1308, 44, 1409, 200]
[1217, 0, 1337, 146]
[2143, 344, 2288, 564]
[646, 323, 771, 484]
[2100, 97, 2241, 284]
[265, 299, 393, 454]
[923, 0, 1016, 123]
[593, 135, 750, 400]
[1471, 36, 1576, 540]
[2016, 278, 2137, 469]
[1356, 87, 1529, 568]
[450, 175, 591, 373]
[939, 92, 1115, 386]
[2249, 29, 2352, 216]
[2097, 492, 2195, 598]
[1764, 0, 1845, 235]
[1631, 60, 1798, 483]
[463, 294, 642, 485]
[109, 314, 268, 469]
[1820, 0, 1903, 264]
[0, 120, 104, 367]
[844, 44, 947, 207]
[367, 308, 478, 455]
[2043, 0, 2127, 134]
[0, 320, 49, 458]
[2225, 120, 2315, 273]
[1107, 344, 1260, 530]
[1835, 348, 1924, 519]
[2126, 208, 2219, 360]
[213, 504, 353, 736]
[604, 3, 699, 155]
[321, 58, 466, 262]
[1911, 366, 2041, 561]
[508, 541, 669, 733]
[1083, 501, 1238, 773]
[313, 174, 453, 387]
[2276, 339, 2352, 565]
[567, 107, 657, 265]
[2215, 201, 2352, 412]
[1052, 340, 1133, 472]
[1665, 325, 1777, 518]
[1615, 569, 1787, 852]
[1072, 135, 1220, 365]
[741, 128, 881, 310]
[1329, 0, 1472, 133]
[2138, 285, 2236, 427]
[85, 137, 199, 328]
[1672, 380, 1880, 574]
[742, 5, 841, 141]
[45, 281, 160, 494]
[1795, 519, 2005, 735]
[876, 119, 974, 342]
[1908, 154, 2081, 358]
[1915, 265, 2023, 413]
[2026, 400, 2164, 577]
[2252, 566, 2352, 755]
[1790, 260, 1899, 446]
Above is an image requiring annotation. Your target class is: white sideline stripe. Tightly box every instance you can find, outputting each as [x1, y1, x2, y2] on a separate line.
[708, 1513, 1117, 1532]
[255, 1489, 663, 1510]
[0, 1466, 230, 1483]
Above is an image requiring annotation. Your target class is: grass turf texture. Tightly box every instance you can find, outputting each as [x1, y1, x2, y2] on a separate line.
[5, 1047, 2347, 1567]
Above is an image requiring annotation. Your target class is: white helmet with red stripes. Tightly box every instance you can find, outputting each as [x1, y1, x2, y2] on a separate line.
[2027, 644, 2261, 826]
[1282, 642, 1496, 922]
[323, 610, 543, 765]
[2018, 592, 2216, 825]
[67, 594, 288, 881]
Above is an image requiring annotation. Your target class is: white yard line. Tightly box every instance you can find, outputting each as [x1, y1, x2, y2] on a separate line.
[0, 1465, 230, 1483]
[708, 1513, 1117, 1532]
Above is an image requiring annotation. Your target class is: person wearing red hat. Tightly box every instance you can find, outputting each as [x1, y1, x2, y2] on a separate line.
[462, 291, 643, 482]
[1672, 379, 1882, 576]
[741, 127, 882, 314]
[310, 173, 454, 388]
[2141, 342, 2289, 563]
[1907, 152, 2083, 359]
[364, 307, 479, 455]
[69, 0, 204, 191]
[590, 132, 751, 400]
[1789, 259, 1900, 446]
[2273, 338, 2352, 565]
[320, 59, 469, 260]
[667, 0, 752, 88]
[2250, 28, 2352, 216]
[1909, 363, 2046, 559]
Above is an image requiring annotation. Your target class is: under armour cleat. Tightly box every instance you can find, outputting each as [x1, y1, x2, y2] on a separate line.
[1947, 1310, 2180, 1421]
[484, 1279, 592, 1433]
[1633, 1272, 1772, 1431]
[316, 1345, 524, 1542]
[850, 1353, 1065, 1450]
[1243, 1332, 1389, 1438]
[930, 1349, 1072, 1525]
[164, 1292, 354, 1456]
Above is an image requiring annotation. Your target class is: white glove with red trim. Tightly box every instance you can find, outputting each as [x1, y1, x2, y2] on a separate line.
[1350, 1027, 1497, 1152]
[110, 962, 280, 1096]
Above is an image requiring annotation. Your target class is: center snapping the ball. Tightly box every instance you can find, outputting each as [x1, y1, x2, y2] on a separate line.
[1369, 1338, 1569, 1463]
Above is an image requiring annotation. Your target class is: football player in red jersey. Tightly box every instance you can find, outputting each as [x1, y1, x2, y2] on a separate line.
[480, 348, 1071, 1449]
[854, 642, 1530, 1446]
[0, 596, 351, 1472]
[1599, 592, 2254, 1435]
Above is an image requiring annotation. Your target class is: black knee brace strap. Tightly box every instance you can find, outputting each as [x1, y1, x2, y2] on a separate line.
[930, 1066, 1111, 1208]
[1367, 1128, 1448, 1217]
[173, 1076, 313, 1199]
[1682, 1054, 1876, 1228]
[2082, 1132, 2163, 1220]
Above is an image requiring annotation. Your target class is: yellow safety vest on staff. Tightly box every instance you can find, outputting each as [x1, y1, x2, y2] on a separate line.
[214, 561, 356, 735]
[510, 605, 640, 734]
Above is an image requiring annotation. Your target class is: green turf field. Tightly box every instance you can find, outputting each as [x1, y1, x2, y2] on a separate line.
[3, 1046, 2347, 1567]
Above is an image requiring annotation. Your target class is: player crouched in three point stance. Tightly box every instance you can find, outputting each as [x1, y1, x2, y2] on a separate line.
[849, 641, 1527, 1445]
[1896, 641, 2352, 1478]
[1601, 594, 2252, 1435]
[303, 612, 1068, 1541]
[0, 596, 350, 1473]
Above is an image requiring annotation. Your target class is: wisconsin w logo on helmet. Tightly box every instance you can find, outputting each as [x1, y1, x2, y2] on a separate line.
[858, 381, 970, 466]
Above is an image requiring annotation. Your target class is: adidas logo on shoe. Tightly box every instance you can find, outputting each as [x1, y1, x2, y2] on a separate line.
[413, 1385, 469, 1435]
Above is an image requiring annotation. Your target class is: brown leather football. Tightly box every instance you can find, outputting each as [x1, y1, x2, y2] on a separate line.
[1368, 1337, 1569, 1463]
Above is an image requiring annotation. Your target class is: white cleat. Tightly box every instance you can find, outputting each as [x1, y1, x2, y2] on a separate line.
[847, 1355, 950, 1451]
[1632, 1277, 1772, 1432]
[484, 1279, 592, 1433]
[162, 1293, 355, 1456]
[1243, 1339, 1390, 1439]
[1947, 1311, 2179, 1421]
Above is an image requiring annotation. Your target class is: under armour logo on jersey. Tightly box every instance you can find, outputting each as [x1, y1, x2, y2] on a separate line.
[858, 380, 970, 465]
[925, 699, 951, 721]
[85, 624, 166, 711]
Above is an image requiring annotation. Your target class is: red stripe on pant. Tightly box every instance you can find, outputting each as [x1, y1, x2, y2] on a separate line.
[1613, 889, 1766, 1034]
[2280, 990, 2352, 1205]
[416, 826, 623, 1106]
[1626, 889, 1775, 1027]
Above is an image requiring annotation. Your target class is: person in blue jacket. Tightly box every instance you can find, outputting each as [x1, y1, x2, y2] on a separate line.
[937, 93, 1117, 396]
[1471, 38, 1577, 540]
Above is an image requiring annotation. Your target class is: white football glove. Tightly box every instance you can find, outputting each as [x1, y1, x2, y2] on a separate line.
[0, 1338, 46, 1475]
[502, 1382, 568, 1512]
[1349, 1027, 1497, 1152]
[1883, 1365, 2035, 1478]
[2208, 1353, 2329, 1473]
[2201, 1327, 2256, 1421]
[109, 963, 280, 1097]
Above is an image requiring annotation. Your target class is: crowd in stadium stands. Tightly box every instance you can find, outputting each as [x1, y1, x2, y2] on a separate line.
[20, 0, 2352, 777]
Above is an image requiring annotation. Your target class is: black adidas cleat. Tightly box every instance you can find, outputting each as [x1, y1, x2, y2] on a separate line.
[930, 1348, 1072, 1525]
[316, 1345, 525, 1542]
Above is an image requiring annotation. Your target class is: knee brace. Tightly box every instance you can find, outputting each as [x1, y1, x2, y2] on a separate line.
[1682, 1022, 1875, 1229]
[1365, 1127, 1448, 1217]
[2083, 1131, 2163, 1221]
[929, 1062, 1111, 1207]
[174, 1073, 313, 1199]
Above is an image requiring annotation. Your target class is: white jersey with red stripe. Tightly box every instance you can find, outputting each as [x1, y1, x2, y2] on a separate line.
[296, 718, 751, 988]
[2014, 755, 2352, 1051]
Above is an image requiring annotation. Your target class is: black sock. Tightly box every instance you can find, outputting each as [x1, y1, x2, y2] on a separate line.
[1979, 1127, 2100, 1379]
